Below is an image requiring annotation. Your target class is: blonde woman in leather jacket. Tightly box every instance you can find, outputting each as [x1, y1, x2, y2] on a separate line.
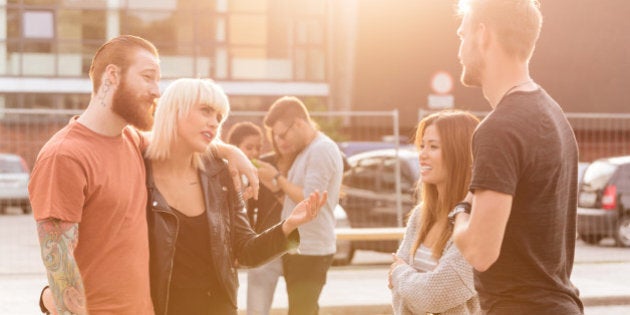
[145, 78, 327, 315]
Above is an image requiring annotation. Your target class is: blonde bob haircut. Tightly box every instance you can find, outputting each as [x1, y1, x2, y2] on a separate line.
[145, 78, 230, 170]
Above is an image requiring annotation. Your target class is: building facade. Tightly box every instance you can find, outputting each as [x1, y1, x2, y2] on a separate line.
[0, 0, 357, 111]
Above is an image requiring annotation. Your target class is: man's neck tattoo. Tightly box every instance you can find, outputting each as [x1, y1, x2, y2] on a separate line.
[100, 82, 110, 107]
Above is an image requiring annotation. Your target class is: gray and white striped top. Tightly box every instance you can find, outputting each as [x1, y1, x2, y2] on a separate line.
[390, 205, 480, 315]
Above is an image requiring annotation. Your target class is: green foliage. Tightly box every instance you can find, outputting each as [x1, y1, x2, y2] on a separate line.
[302, 97, 349, 142]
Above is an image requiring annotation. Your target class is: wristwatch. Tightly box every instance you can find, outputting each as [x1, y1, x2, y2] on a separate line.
[448, 201, 471, 225]
[272, 172, 282, 188]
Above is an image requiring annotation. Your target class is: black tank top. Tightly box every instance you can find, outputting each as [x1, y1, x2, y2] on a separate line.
[169, 207, 219, 291]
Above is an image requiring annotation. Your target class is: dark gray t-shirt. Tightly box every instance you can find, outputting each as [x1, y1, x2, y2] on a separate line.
[470, 88, 583, 314]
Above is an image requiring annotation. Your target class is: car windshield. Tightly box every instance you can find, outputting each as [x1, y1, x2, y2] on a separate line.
[0, 159, 25, 174]
[581, 161, 618, 190]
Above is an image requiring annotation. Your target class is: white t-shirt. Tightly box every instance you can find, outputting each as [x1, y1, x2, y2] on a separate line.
[281, 132, 343, 255]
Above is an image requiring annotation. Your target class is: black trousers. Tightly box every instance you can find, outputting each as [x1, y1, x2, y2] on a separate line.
[282, 253, 334, 315]
[167, 287, 236, 315]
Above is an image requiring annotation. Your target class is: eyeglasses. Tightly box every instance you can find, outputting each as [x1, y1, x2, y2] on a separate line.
[274, 120, 295, 141]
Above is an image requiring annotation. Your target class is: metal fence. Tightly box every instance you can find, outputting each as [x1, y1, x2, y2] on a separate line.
[0, 108, 405, 228]
[420, 109, 630, 162]
[4, 108, 630, 251]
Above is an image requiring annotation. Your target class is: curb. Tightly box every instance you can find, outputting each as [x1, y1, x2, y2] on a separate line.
[237, 295, 630, 315]
[583, 295, 630, 307]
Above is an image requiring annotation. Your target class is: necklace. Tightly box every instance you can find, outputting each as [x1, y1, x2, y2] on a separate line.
[500, 79, 533, 102]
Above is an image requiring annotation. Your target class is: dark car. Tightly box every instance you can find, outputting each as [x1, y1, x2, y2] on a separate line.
[0, 153, 31, 214]
[577, 156, 630, 247]
[339, 148, 419, 253]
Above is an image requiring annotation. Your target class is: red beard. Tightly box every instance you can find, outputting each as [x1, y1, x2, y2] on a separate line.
[111, 77, 155, 131]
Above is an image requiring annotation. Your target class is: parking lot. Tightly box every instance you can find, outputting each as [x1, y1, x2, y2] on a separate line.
[3, 211, 630, 314]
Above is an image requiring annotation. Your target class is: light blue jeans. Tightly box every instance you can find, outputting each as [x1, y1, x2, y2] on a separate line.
[246, 258, 283, 315]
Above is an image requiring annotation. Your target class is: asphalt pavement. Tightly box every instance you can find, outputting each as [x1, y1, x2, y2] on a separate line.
[2, 211, 630, 315]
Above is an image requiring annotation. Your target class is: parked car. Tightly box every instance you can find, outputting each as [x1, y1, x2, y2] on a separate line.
[578, 162, 590, 185]
[337, 141, 415, 157]
[577, 156, 630, 246]
[0, 153, 31, 214]
[332, 204, 354, 266]
[339, 148, 419, 253]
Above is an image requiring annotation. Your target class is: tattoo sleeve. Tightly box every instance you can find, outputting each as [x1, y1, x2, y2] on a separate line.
[37, 219, 87, 315]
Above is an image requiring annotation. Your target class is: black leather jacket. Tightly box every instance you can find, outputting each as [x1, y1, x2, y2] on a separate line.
[146, 156, 299, 315]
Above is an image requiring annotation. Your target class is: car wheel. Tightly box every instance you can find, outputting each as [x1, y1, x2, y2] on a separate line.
[332, 243, 355, 266]
[580, 234, 603, 245]
[614, 215, 630, 247]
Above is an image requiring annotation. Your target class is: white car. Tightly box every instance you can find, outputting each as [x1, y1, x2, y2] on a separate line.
[0, 153, 31, 214]
[332, 204, 354, 266]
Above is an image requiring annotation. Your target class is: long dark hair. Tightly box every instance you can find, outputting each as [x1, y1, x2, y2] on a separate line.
[410, 110, 479, 258]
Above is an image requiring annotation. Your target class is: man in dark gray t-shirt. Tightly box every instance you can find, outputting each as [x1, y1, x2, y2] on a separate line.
[450, 1, 584, 314]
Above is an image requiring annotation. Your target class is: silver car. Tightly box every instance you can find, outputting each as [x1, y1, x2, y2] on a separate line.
[0, 153, 31, 214]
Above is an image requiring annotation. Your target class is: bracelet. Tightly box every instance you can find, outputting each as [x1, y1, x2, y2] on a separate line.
[39, 285, 50, 314]
[272, 172, 282, 189]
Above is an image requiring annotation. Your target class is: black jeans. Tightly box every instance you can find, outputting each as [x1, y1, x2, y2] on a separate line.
[282, 253, 334, 315]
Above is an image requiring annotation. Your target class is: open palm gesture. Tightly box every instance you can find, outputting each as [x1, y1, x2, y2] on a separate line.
[284, 190, 328, 233]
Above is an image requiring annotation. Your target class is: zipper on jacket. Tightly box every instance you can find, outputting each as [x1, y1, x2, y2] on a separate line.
[153, 204, 179, 315]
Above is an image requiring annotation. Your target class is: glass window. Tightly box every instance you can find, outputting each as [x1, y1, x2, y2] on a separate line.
[81, 42, 103, 76]
[307, 49, 325, 81]
[6, 9, 27, 54]
[230, 47, 292, 80]
[267, 0, 290, 58]
[229, 0, 267, 12]
[57, 42, 83, 76]
[126, 0, 177, 10]
[23, 10, 54, 39]
[293, 0, 326, 15]
[58, 9, 106, 41]
[296, 20, 323, 45]
[229, 15, 267, 45]
[22, 0, 62, 5]
[120, 10, 178, 52]
[294, 48, 306, 80]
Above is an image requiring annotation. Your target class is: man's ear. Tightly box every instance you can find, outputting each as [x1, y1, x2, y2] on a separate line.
[103, 64, 121, 87]
[477, 22, 491, 51]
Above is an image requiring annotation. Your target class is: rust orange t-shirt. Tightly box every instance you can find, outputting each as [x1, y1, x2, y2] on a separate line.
[29, 120, 154, 315]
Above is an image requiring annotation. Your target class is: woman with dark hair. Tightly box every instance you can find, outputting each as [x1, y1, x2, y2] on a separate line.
[228, 121, 297, 315]
[226, 121, 263, 162]
[388, 110, 480, 315]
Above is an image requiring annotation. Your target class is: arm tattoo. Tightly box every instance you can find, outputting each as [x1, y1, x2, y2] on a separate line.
[37, 219, 87, 315]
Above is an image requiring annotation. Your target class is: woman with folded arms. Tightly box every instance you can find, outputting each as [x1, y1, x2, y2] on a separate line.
[388, 110, 480, 315]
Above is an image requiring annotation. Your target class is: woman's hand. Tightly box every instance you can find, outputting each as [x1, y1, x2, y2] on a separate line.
[216, 143, 259, 200]
[282, 190, 328, 235]
[388, 253, 406, 290]
[256, 160, 282, 191]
